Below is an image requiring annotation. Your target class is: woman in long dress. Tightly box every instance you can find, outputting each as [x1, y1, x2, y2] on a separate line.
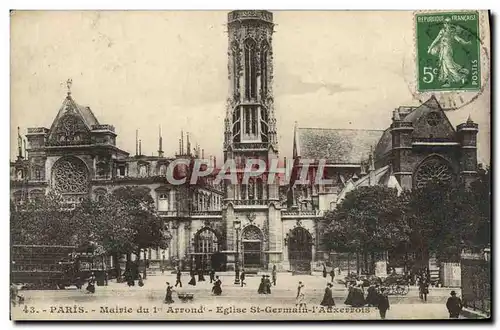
[296, 281, 306, 308]
[427, 18, 472, 87]
[212, 276, 222, 296]
[164, 282, 174, 304]
[320, 283, 335, 307]
[188, 270, 197, 286]
[86, 272, 96, 294]
[258, 275, 266, 294]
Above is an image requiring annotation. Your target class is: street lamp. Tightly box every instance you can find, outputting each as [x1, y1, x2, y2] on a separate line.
[234, 219, 241, 285]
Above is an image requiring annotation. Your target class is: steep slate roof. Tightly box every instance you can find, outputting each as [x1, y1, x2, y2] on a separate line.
[374, 128, 392, 159]
[48, 95, 100, 134]
[296, 128, 384, 164]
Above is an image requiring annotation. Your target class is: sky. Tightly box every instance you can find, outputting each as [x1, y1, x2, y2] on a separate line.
[10, 11, 491, 165]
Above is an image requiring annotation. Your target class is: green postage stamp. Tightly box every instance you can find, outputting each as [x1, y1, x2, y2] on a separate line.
[415, 12, 481, 92]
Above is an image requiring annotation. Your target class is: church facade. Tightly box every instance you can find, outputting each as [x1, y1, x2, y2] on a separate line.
[11, 10, 480, 274]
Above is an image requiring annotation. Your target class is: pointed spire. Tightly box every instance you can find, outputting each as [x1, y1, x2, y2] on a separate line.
[139, 139, 142, 156]
[181, 130, 184, 155]
[360, 161, 367, 175]
[23, 139, 27, 159]
[186, 132, 191, 156]
[466, 114, 474, 124]
[135, 129, 139, 156]
[17, 127, 23, 159]
[158, 125, 164, 157]
[178, 139, 182, 155]
[352, 173, 359, 181]
[66, 78, 73, 97]
[369, 146, 375, 172]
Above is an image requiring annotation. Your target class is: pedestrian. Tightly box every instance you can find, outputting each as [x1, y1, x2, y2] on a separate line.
[365, 284, 379, 307]
[419, 278, 429, 302]
[322, 264, 327, 278]
[198, 269, 205, 282]
[320, 283, 335, 307]
[164, 282, 175, 304]
[265, 275, 272, 294]
[446, 291, 463, 319]
[86, 272, 96, 294]
[175, 269, 182, 287]
[296, 281, 306, 308]
[138, 273, 144, 287]
[161, 265, 165, 275]
[240, 268, 246, 287]
[212, 276, 222, 296]
[377, 287, 390, 320]
[188, 270, 196, 286]
[329, 268, 335, 283]
[272, 265, 277, 286]
[209, 268, 215, 283]
[258, 275, 266, 294]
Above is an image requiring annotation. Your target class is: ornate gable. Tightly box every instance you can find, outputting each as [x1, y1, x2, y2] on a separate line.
[405, 97, 456, 141]
[47, 95, 98, 146]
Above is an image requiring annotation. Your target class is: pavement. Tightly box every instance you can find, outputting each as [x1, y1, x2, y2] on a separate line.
[11, 272, 467, 320]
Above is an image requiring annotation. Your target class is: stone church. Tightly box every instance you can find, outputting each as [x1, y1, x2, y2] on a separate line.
[11, 10, 479, 274]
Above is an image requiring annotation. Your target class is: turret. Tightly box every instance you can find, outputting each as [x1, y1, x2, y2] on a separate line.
[457, 115, 479, 187]
[390, 108, 414, 189]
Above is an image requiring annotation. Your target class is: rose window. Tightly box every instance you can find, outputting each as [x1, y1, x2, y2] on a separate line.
[414, 158, 453, 189]
[52, 157, 89, 194]
[426, 112, 440, 126]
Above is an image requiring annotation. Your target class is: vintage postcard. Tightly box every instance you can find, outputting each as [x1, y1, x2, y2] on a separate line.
[10, 10, 491, 321]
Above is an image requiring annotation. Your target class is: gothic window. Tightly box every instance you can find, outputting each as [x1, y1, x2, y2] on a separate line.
[242, 225, 262, 241]
[244, 38, 257, 99]
[232, 42, 240, 95]
[414, 157, 454, 189]
[257, 178, 264, 200]
[118, 166, 126, 177]
[158, 193, 169, 211]
[241, 184, 247, 200]
[232, 107, 241, 142]
[16, 169, 23, 180]
[195, 229, 219, 253]
[260, 41, 269, 97]
[248, 178, 255, 200]
[426, 112, 441, 126]
[260, 107, 268, 142]
[52, 157, 89, 194]
[159, 164, 167, 176]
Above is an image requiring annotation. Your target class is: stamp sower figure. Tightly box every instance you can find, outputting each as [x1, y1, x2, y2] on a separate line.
[446, 290, 463, 319]
[272, 265, 277, 286]
[188, 269, 196, 286]
[240, 268, 246, 287]
[175, 268, 182, 287]
[296, 281, 306, 308]
[258, 275, 266, 294]
[164, 282, 174, 304]
[377, 287, 390, 320]
[320, 283, 335, 307]
[212, 276, 222, 296]
[209, 268, 215, 283]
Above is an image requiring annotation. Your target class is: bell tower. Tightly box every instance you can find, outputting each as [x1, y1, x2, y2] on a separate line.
[223, 10, 282, 271]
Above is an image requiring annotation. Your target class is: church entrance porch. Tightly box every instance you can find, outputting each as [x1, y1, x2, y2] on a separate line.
[288, 227, 313, 274]
[241, 225, 264, 271]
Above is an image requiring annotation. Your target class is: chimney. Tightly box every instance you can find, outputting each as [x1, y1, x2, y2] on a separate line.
[158, 126, 164, 157]
[135, 129, 139, 156]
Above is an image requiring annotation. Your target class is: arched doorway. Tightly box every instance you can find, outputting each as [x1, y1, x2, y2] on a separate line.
[194, 228, 222, 271]
[242, 225, 263, 269]
[288, 227, 313, 273]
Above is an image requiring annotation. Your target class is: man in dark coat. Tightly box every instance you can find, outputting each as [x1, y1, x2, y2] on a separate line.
[365, 285, 379, 307]
[198, 269, 206, 282]
[175, 269, 182, 287]
[329, 269, 335, 283]
[258, 275, 266, 294]
[320, 283, 335, 307]
[322, 264, 327, 278]
[419, 278, 429, 302]
[240, 268, 246, 287]
[446, 291, 463, 319]
[377, 287, 390, 319]
[188, 270, 196, 286]
[209, 269, 215, 283]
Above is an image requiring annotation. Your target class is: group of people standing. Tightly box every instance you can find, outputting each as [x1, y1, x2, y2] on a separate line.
[344, 283, 390, 319]
[165, 268, 222, 304]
